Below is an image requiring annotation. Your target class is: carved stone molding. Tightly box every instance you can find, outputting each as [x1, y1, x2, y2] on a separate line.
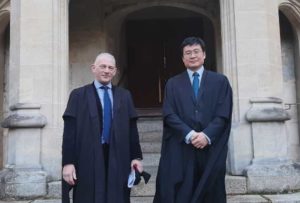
[1, 103, 47, 128]
[246, 97, 291, 122]
[289, 0, 300, 8]
[103, 0, 219, 19]
[280, 0, 300, 24]
[0, 0, 9, 11]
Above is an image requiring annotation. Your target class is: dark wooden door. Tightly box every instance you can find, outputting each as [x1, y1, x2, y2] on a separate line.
[126, 18, 215, 109]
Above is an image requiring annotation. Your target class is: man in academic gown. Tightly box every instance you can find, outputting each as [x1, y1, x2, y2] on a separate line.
[62, 53, 143, 203]
[153, 37, 233, 203]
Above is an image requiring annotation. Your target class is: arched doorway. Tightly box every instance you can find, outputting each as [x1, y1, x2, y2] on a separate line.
[0, 11, 10, 169]
[69, 1, 220, 112]
[279, 8, 300, 161]
[123, 7, 216, 111]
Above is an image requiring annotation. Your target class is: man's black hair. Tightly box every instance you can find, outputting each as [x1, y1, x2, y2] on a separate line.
[181, 37, 206, 55]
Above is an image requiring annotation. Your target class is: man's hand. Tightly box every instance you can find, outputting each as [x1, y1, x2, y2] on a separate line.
[191, 132, 208, 149]
[62, 164, 77, 186]
[131, 159, 143, 173]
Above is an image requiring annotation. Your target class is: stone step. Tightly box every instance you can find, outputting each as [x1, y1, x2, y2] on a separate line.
[141, 142, 161, 153]
[225, 175, 247, 195]
[46, 172, 245, 199]
[133, 192, 300, 203]
[139, 131, 162, 143]
[4, 192, 300, 203]
[142, 153, 160, 167]
[131, 174, 246, 197]
[137, 118, 163, 133]
[131, 179, 156, 197]
[131, 197, 154, 203]
[142, 165, 158, 183]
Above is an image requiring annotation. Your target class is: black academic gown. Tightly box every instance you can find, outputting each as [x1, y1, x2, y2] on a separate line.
[153, 69, 232, 203]
[62, 83, 142, 203]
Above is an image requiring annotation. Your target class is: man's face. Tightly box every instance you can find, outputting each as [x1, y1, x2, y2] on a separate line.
[91, 56, 117, 85]
[182, 44, 206, 71]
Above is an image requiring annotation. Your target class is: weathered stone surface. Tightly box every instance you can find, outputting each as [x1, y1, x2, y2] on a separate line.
[227, 124, 253, 175]
[2, 169, 47, 198]
[226, 175, 247, 194]
[131, 181, 156, 197]
[265, 192, 300, 203]
[246, 98, 290, 122]
[139, 131, 162, 143]
[32, 200, 61, 203]
[142, 153, 160, 167]
[1, 114, 47, 128]
[137, 118, 163, 133]
[2, 103, 47, 128]
[247, 162, 300, 193]
[141, 142, 161, 153]
[227, 195, 268, 203]
[46, 181, 61, 199]
[131, 197, 153, 203]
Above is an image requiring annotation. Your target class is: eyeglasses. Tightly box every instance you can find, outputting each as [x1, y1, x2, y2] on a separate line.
[95, 64, 116, 71]
[183, 49, 202, 57]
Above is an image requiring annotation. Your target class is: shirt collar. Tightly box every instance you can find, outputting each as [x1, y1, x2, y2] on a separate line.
[187, 65, 204, 79]
[94, 80, 112, 89]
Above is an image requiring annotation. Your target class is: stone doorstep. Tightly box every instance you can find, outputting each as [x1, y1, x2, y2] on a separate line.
[246, 162, 300, 193]
[131, 180, 156, 196]
[46, 173, 247, 199]
[226, 175, 247, 195]
[227, 194, 269, 203]
[130, 174, 247, 197]
[131, 197, 154, 203]
[142, 153, 160, 167]
[141, 142, 161, 153]
[3, 193, 300, 203]
[137, 119, 163, 133]
[139, 131, 162, 143]
[264, 192, 300, 202]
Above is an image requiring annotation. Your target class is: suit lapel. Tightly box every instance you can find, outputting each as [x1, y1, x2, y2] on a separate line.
[112, 86, 121, 118]
[179, 71, 197, 105]
[197, 69, 208, 102]
[87, 84, 101, 138]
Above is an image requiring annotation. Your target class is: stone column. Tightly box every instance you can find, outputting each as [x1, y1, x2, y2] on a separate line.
[221, 0, 286, 175]
[0, 0, 69, 198]
[1, 104, 47, 198]
[246, 97, 300, 192]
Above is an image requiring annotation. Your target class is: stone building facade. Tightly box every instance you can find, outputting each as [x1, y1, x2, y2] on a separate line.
[0, 0, 298, 199]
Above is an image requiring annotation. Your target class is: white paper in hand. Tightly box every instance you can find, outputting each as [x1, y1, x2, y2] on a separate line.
[127, 169, 136, 188]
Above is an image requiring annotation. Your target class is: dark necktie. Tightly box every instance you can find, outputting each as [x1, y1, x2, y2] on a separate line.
[193, 72, 200, 98]
[101, 86, 112, 143]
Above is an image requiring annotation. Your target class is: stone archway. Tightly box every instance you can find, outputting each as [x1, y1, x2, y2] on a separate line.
[103, 2, 221, 110]
[104, 2, 221, 76]
[279, 2, 300, 161]
[0, 9, 10, 170]
[69, 0, 222, 102]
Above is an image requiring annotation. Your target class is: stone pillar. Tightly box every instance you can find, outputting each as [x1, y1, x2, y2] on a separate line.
[246, 97, 300, 192]
[0, 104, 47, 198]
[0, 0, 69, 198]
[221, 0, 286, 175]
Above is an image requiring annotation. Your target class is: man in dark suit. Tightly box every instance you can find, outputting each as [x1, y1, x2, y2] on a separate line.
[154, 37, 233, 203]
[62, 53, 143, 203]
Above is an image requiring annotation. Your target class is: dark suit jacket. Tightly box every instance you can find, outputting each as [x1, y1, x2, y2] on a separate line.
[62, 83, 142, 203]
[154, 69, 232, 203]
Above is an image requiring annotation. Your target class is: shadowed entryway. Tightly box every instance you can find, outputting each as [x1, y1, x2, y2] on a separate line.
[124, 7, 216, 109]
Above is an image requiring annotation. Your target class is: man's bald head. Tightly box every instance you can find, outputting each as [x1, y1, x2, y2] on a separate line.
[94, 53, 116, 66]
[91, 52, 117, 85]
